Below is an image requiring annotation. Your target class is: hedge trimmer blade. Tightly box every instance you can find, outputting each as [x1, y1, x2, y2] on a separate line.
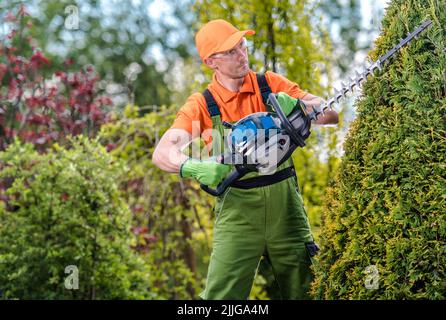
[315, 19, 432, 117]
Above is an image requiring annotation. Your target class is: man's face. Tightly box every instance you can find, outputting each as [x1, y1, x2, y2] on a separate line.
[206, 38, 250, 79]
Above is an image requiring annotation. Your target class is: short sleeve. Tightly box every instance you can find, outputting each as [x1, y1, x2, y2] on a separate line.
[170, 93, 207, 138]
[170, 109, 194, 133]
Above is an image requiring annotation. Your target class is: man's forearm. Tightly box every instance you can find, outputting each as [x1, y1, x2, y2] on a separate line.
[153, 145, 189, 173]
[152, 129, 192, 173]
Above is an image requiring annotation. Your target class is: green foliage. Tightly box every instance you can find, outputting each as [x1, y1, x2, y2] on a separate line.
[0, 137, 154, 299]
[313, 0, 446, 299]
[99, 105, 212, 299]
[6, 0, 196, 108]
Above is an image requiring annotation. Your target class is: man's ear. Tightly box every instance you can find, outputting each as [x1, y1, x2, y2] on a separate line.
[204, 57, 217, 70]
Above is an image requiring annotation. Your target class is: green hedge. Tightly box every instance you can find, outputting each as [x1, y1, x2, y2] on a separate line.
[0, 137, 154, 299]
[312, 0, 446, 299]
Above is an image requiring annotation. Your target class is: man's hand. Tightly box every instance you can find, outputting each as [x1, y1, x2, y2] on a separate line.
[301, 94, 339, 125]
[274, 92, 305, 117]
[180, 157, 231, 187]
[274, 92, 339, 125]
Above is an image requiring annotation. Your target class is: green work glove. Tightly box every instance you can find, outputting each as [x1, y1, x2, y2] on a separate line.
[275, 92, 306, 116]
[180, 157, 231, 187]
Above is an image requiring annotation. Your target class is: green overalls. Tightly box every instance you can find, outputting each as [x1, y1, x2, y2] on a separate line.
[200, 75, 317, 300]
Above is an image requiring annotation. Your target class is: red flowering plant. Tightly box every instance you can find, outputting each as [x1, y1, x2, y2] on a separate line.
[0, 5, 113, 152]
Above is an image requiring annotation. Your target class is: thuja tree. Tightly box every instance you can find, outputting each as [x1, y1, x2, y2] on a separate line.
[0, 137, 154, 299]
[312, 0, 446, 299]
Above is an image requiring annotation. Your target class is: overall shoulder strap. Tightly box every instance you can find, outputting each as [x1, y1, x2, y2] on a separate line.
[202, 89, 223, 156]
[256, 73, 273, 112]
[202, 89, 221, 117]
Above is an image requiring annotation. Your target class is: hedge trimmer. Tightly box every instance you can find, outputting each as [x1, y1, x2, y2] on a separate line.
[201, 20, 433, 196]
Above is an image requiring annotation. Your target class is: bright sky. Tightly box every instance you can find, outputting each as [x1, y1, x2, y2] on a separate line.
[147, 0, 170, 19]
[361, 0, 389, 32]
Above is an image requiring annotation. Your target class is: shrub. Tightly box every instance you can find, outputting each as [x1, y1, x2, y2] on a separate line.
[0, 136, 154, 299]
[312, 0, 446, 299]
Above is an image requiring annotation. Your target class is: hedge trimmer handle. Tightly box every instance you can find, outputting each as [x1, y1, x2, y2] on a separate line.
[200, 166, 248, 196]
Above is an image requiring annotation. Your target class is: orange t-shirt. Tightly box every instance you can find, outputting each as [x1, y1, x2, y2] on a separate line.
[170, 70, 308, 145]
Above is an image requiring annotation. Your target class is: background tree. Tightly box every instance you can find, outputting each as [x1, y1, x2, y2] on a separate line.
[1, 0, 196, 109]
[317, 0, 383, 75]
[312, 0, 446, 299]
[0, 5, 112, 152]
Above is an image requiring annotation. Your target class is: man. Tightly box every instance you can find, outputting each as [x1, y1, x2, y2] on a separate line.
[152, 19, 338, 299]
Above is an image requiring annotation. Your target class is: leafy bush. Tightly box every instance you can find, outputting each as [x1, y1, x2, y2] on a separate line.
[0, 6, 112, 152]
[99, 105, 208, 299]
[312, 0, 446, 299]
[0, 137, 154, 299]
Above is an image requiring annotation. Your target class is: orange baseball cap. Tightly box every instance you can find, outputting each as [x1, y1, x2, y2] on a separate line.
[195, 19, 255, 61]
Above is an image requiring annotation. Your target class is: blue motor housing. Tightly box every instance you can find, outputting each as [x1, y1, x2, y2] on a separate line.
[229, 114, 280, 147]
